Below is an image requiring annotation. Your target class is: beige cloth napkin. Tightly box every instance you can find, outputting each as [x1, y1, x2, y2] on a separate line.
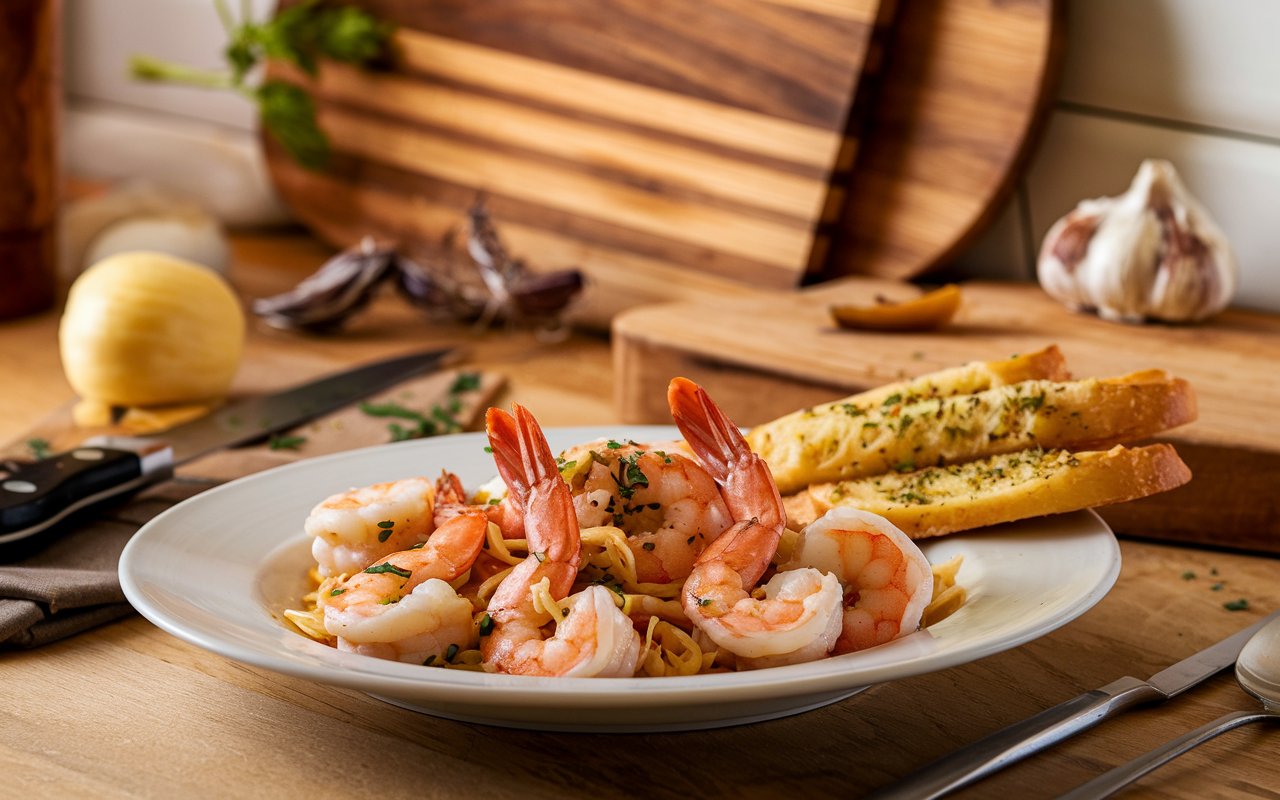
[0, 479, 210, 647]
[0, 368, 503, 648]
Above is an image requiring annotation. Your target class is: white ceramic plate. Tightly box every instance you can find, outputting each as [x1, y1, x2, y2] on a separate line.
[119, 426, 1121, 732]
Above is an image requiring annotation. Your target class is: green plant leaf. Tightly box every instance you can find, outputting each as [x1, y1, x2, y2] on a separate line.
[257, 80, 328, 169]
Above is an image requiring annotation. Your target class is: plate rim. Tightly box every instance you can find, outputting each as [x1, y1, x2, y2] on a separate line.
[119, 427, 1121, 709]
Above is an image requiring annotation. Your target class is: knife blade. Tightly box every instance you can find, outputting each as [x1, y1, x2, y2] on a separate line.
[869, 608, 1280, 800]
[0, 347, 459, 548]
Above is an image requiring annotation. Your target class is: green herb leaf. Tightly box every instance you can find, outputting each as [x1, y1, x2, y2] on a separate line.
[26, 438, 50, 460]
[444, 643, 459, 662]
[1181, 570, 1196, 580]
[257, 79, 329, 169]
[268, 433, 307, 451]
[478, 613, 494, 637]
[363, 562, 411, 578]
[450, 372, 481, 394]
[1224, 598, 1250, 611]
[328, 587, 346, 596]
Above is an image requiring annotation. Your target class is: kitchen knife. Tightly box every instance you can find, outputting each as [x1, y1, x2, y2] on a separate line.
[0, 347, 458, 548]
[869, 608, 1280, 800]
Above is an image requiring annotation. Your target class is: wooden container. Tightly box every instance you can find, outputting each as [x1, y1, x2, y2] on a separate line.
[0, 0, 60, 319]
[613, 279, 1280, 554]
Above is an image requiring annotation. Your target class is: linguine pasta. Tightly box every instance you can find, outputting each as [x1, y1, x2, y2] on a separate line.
[284, 515, 966, 677]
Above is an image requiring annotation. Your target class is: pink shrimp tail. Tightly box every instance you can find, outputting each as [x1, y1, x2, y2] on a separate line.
[485, 404, 580, 579]
[667, 377, 744, 479]
[669, 377, 784, 588]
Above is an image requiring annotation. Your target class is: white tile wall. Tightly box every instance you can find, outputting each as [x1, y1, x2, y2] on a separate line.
[956, 0, 1280, 314]
[1060, 0, 1280, 139]
[65, 0, 277, 131]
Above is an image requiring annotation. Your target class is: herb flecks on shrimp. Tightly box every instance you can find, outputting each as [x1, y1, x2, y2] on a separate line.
[284, 380, 965, 677]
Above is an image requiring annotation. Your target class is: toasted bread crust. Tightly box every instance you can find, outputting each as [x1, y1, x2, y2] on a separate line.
[791, 444, 1192, 539]
[752, 369, 1197, 494]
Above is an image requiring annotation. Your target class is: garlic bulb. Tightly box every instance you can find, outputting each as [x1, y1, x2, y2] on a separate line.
[1037, 159, 1236, 323]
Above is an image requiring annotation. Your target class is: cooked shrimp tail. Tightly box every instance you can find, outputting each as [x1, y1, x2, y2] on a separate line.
[668, 376, 784, 587]
[486, 404, 579, 576]
[482, 404, 640, 676]
[670, 379, 838, 667]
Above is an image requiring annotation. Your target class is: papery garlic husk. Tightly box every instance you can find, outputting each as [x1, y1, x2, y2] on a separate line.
[1037, 159, 1237, 323]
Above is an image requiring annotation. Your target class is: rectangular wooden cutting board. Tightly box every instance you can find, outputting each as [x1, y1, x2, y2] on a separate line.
[613, 279, 1280, 553]
[264, 0, 896, 321]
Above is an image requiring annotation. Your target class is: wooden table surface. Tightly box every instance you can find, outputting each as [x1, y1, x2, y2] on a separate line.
[1, 231, 1278, 799]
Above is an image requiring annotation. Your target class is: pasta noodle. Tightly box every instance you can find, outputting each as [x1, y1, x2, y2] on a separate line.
[283, 519, 967, 673]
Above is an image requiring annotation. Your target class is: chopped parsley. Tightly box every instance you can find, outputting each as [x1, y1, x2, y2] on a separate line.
[882, 393, 902, 407]
[267, 433, 307, 451]
[1018, 393, 1046, 412]
[1181, 570, 1196, 580]
[376, 520, 395, 542]
[614, 451, 649, 499]
[450, 372, 481, 394]
[1224, 598, 1250, 611]
[363, 562, 411, 578]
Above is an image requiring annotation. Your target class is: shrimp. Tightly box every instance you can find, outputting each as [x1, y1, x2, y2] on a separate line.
[783, 507, 933, 654]
[432, 470, 526, 539]
[481, 404, 641, 677]
[670, 377, 844, 668]
[305, 477, 437, 577]
[319, 511, 488, 664]
[563, 439, 733, 583]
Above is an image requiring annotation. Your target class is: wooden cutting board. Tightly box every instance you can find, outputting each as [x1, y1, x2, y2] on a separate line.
[613, 279, 1280, 553]
[265, 0, 896, 323]
[824, 0, 1065, 280]
[0, 352, 505, 487]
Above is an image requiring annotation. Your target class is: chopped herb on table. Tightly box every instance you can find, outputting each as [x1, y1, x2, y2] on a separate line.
[1181, 570, 1197, 580]
[268, 433, 307, 451]
[1224, 598, 1250, 611]
[359, 372, 482, 443]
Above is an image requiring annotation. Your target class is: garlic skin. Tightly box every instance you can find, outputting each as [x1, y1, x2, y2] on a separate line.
[1037, 159, 1236, 323]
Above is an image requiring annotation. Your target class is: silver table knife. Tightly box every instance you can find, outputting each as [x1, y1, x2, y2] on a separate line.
[869, 609, 1280, 799]
[0, 347, 458, 549]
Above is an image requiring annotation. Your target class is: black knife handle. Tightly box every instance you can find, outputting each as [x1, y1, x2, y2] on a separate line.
[0, 445, 174, 547]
